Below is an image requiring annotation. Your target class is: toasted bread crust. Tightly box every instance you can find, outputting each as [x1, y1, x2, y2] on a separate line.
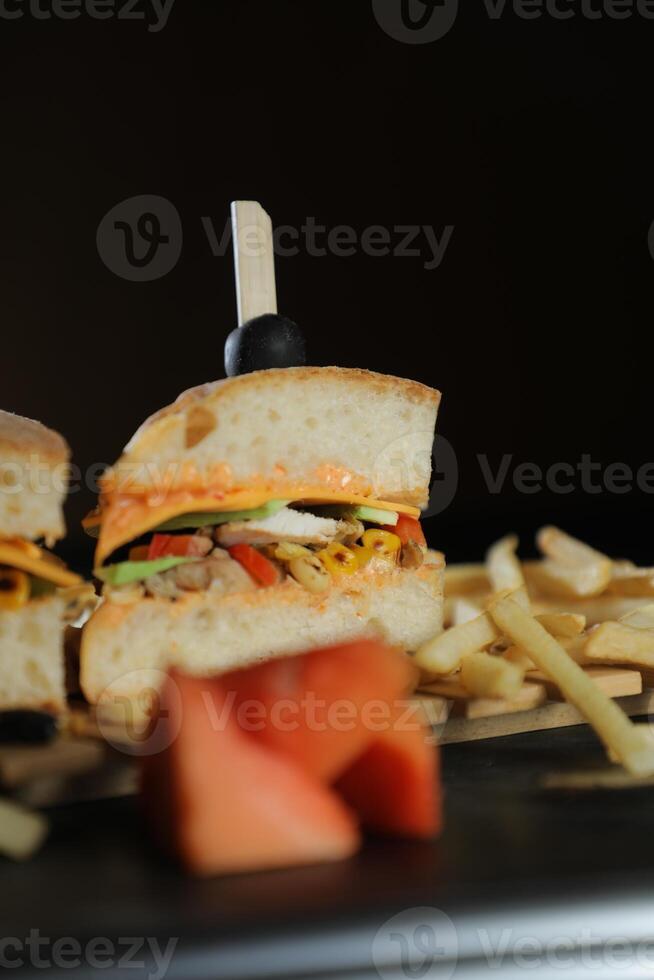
[0, 410, 69, 465]
[0, 410, 70, 541]
[128, 367, 439, 449]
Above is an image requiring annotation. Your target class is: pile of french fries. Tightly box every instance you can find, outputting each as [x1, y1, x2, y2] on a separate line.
[417, 528, 654, 776]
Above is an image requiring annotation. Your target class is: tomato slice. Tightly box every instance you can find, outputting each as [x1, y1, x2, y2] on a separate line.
[385, 515, 427, 548]
[141, 671, 360, 875]
[336, 703, 442, 840]
[221, 640, 419, 782]
[129, 545, 150, 562]
[228, 544, 280, 587]
[147, 534, 203, 560]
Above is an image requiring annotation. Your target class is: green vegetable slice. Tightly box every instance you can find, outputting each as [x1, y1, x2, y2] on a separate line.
[153, 499, 290, 532]
[94, 556, 198, 587]
[350, 505, 399, 526]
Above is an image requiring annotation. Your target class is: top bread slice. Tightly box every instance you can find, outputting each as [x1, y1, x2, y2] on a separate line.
[0, 410, 69, 543]
[102, 367, 441, 509]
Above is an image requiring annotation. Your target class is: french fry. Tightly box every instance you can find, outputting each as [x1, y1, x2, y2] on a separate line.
[489, 597, 654, 776]
[559, 635, 593, 665]
[535, 612, 586, 638]
[532, 527, 613, 598]
[444, 563, 489, 596]
[537, 526, 612, 568]
[612, 560, 639, 575]
[460, 651, 525, 700]
[527, 559, 612, 599]
[503, 644, 536, 671]
[584, 622, 654, 668]
[503, 617, 586, 671]
[486, 585, 531, 612]
[486, 535, 526, 595]
[528, 589, 645, 627]
[620, 604, 654, 630]
[607, 562, 654, 597]
[449, 596, 484, 626]
[415, 613, 499, 675]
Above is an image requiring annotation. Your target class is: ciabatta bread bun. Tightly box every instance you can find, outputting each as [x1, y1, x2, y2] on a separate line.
[0, 410, 69, 543]
[81, 557, 444, 704]
[0, 596, 67, 711]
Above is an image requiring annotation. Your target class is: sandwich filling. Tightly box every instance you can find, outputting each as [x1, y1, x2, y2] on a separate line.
[92, 503, 428, 603]
[87, 485, 422, 567]
[0, 537, 86, 613]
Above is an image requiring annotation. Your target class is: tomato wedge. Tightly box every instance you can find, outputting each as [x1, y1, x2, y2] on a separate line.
[228, 544, 281, 587]
[141, 671, 360, 875]
[336, 703, 442, 839]
[147, 534, 205, 560]
[385, 515, 427, 548]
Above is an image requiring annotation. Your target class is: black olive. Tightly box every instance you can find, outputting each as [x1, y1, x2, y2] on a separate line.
[224, 314, 307, 377]
[0, 710, 58, 745]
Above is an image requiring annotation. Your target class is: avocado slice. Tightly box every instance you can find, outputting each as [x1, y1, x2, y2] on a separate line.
[152, 500, 291, 532]
[95, 556, 198, 587]
[351, 505, 399, 526]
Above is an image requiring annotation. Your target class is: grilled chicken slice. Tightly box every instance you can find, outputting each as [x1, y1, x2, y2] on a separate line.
[215, 507, 349, 548]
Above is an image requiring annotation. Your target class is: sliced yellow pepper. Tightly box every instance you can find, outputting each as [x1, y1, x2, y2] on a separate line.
[352, 544, 373, 568]
[361, 529, 402, 559]
[318, 542, 359, 578]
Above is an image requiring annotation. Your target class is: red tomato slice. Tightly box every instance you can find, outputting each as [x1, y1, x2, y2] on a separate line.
[222, 640, 419, 783]
[336, 703, 443, 840]
[141, 671, 360, 876]
[228, 544, 280, 587]
[385, 515, 427, 548]
[129, 545, 150, 562]
[147, 534, 204, 560]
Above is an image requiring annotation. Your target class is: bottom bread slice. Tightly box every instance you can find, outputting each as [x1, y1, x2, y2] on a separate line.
[0, 596, 67, 711]
[81, 560, 444, 704]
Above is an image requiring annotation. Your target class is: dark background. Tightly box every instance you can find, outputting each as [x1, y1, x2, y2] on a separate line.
[1, 0, 652, 573]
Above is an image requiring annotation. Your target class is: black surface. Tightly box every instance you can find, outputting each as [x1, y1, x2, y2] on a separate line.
[5, 724, 654, 978]
[1, 4, 653, 571]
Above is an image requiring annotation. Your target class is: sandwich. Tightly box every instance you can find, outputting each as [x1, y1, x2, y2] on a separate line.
[0, 410, 89, 712]
[81, 367, 444, 703]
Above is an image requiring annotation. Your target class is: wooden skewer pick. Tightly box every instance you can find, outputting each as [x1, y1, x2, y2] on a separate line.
[231, 201, 278, 326]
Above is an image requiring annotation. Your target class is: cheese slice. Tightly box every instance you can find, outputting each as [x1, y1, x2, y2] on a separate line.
[0, 539, 82, 588]
[94, 486, 422, 565]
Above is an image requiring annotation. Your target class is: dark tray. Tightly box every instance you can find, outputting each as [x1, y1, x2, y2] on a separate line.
[4, 724, 654, 979]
